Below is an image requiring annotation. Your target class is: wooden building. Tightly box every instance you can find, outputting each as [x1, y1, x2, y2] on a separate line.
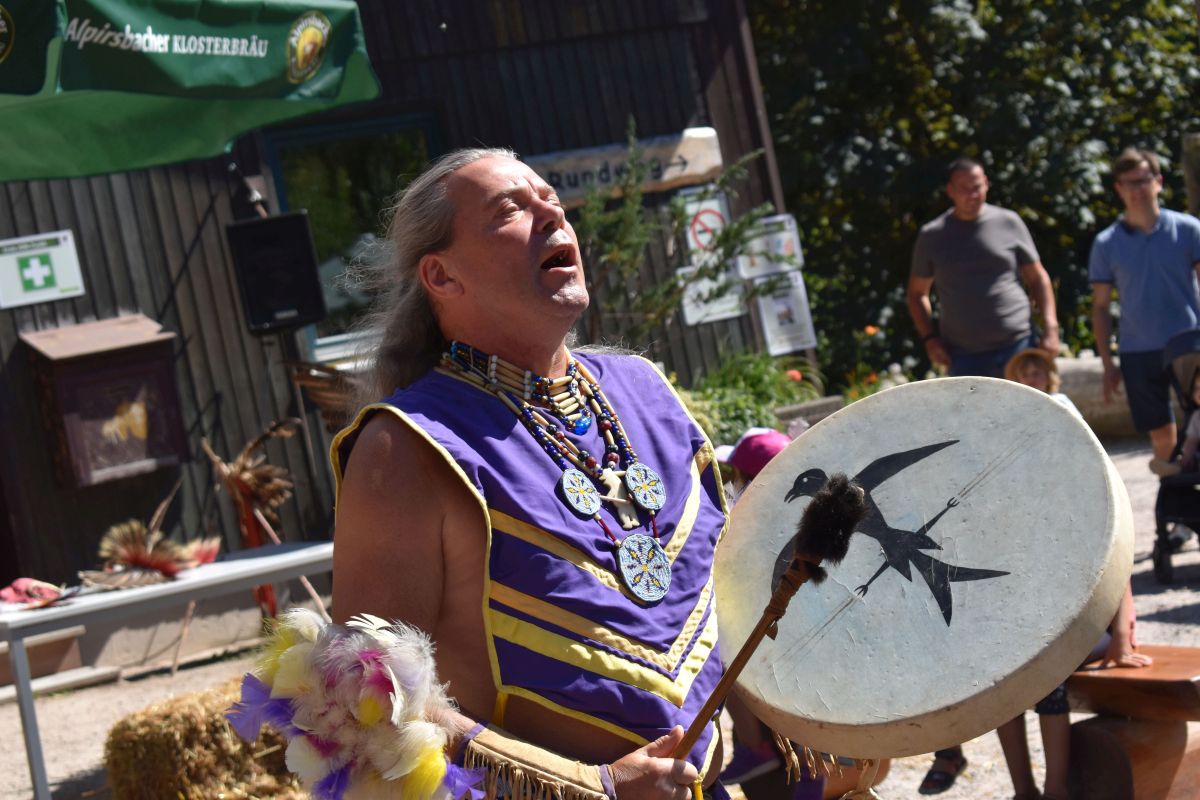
[0, 0, 783, 585]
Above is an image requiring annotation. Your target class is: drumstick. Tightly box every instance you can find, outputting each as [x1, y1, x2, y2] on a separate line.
[673, 473, 867, 764]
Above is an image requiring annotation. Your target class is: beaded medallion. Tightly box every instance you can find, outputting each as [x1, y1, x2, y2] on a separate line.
[624, 462, 666, 512]
[617, 533, 672, 602]
[559, 468, 602, 516]
[441, 342, 673, 601]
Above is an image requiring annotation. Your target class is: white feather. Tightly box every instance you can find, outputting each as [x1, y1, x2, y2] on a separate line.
[285, 736, 330, 784]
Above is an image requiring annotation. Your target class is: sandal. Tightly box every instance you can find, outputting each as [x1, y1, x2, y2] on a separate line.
[918, 753, 967, 795]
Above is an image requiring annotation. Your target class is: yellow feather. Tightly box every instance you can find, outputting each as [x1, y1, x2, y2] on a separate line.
[400, 746, 447, 800]
[356, 694, 385, 727]
[271, 641, 314, 698]
[255, 626, 299, 683]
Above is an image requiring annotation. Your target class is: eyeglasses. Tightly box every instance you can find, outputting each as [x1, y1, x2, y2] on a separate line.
[1117, 176, 1157, 188]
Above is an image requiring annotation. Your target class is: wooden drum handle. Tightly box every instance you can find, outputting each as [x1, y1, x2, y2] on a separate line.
[672, 554, 815, 759]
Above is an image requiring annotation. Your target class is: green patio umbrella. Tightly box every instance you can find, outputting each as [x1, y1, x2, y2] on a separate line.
[0, 0, 380, 181]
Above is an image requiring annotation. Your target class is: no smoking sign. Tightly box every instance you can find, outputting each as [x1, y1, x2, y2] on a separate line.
[688, 207, 725, 252]
[679, 186, 733, 269]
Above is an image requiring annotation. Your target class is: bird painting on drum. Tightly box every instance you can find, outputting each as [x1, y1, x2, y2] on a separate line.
[716, 378, 1132, 761]
[775, 440, 1010, 625]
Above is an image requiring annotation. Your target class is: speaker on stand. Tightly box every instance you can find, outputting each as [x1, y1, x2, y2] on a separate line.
[225, 210, 326, 335]
[226, 210, 329, 527]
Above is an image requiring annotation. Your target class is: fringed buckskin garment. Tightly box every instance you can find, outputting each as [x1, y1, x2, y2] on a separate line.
[333, 353, 729, 789]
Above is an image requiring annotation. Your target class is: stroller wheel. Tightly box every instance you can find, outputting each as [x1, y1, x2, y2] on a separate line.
[1169, 523, 1194, 553]
[1153, 541, 1174, 584]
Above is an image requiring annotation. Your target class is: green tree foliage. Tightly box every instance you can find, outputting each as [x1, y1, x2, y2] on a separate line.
[750, 0, 1200, 386]
[685, 351, 819, 445]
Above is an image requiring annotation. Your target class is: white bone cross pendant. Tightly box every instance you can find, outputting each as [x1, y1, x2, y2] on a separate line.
[599, 468, 640, 530]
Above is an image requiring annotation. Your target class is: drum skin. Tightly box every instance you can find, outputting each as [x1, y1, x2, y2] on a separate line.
[715, 377, 1132, 759]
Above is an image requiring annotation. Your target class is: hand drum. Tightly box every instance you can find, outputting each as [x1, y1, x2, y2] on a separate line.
[715, 378, 1132, 758]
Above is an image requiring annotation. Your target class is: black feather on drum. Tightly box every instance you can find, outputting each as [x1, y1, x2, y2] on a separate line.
[792, 473, 867, 584]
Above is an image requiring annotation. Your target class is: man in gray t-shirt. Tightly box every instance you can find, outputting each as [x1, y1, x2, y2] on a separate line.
[907, 158, 1059, 378]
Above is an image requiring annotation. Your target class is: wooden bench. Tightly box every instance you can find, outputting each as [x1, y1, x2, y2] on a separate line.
[1066, 644, 1200, 799]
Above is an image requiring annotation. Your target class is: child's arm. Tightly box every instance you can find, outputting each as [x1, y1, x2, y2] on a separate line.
[1181, 435, 1200, 468]
[1101, 583, 1153, 668]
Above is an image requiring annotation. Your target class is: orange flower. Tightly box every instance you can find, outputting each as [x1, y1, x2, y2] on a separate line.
[864, 325, 880, 336]
[866, 372, 878, 384]
[786, 369, 803, 382]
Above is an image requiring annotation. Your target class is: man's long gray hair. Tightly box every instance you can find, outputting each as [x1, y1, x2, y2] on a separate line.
[352, 147, 517, 405]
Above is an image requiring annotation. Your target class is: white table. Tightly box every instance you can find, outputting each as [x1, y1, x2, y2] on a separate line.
[0, 540, 334, 799]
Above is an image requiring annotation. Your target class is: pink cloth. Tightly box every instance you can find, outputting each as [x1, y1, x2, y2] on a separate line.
[0, 577, 61, 604]
[718, 429, 793, 478]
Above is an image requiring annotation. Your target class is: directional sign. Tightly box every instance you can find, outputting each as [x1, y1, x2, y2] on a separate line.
[525, 127, 724, 210]
[0, 230, 86, 309]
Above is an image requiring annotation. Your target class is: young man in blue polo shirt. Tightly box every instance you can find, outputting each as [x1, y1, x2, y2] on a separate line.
[1090, 147, 1200, 474]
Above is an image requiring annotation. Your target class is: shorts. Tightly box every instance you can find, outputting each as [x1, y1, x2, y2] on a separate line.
[948, 335, 1034, 379]
[1118, 349, 1174, 432]
[1034, 683, 1069, 715]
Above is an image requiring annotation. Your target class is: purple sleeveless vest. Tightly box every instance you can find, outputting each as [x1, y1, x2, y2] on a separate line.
[333, 353, 728, 774]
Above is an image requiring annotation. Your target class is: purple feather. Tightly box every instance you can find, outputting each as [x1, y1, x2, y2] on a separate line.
[444, 764, 486, 800]
[312, 763, 352, 800]
[225, 674, 272, 741]
[226, 673, 299, 740]
[262, 696, 301, 737]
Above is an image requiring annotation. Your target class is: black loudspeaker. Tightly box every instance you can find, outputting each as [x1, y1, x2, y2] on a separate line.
[226, 211, 327, 335]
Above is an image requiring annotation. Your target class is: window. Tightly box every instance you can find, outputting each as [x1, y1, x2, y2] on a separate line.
[266, 117, 437, 345]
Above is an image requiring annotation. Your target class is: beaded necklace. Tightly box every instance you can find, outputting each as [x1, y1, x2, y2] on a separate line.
[440, 341, 672, 602]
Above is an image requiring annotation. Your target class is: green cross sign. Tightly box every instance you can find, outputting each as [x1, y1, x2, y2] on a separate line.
[18, 253, 56, 291]
[0, 229, 85, 309]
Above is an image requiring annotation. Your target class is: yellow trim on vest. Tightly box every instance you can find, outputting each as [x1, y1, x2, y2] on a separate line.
[664, 458, 702, 560]
[632, 355, 729, 523]
[490, 577, 713, 672]
[490, 605, 719, 708]
[490, 683, 720, 781]
[498, 684, 649, 747]
[492, 691, 509, 727]
[331, 362, 726, 777]
[327, 402, 506, 715]
[490, 509, 630, 595]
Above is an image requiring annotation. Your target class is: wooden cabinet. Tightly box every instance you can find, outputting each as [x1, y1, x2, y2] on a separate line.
[20, 314, 188, 487]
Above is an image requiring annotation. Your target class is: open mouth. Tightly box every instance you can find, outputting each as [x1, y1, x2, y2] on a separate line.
[541, 248, 574, 270]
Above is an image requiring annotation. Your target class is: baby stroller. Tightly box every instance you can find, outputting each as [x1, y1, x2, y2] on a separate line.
[1152, 328, 1200, 583]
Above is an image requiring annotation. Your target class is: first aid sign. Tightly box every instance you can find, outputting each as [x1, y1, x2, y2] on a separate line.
[0, 230, 86, 309]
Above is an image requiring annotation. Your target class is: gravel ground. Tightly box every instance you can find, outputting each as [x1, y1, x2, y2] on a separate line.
[2, 438, 1198, 799]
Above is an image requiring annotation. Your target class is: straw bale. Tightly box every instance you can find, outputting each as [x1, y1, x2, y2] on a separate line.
[104, 676, 305, 799]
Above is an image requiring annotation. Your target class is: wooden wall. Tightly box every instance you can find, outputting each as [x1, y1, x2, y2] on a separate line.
[333, 0, 783, 382]
[0, 157, 334, 585]
[0, 0, 781, 583]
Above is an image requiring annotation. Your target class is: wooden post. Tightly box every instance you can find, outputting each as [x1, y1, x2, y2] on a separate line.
[1182, 133, 1200, 217]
